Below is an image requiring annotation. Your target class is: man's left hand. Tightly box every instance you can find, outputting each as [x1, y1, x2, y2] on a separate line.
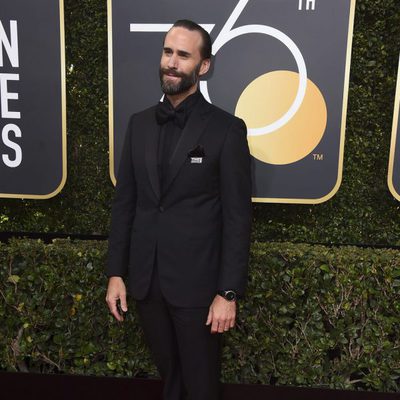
[206, 295, 236, 334]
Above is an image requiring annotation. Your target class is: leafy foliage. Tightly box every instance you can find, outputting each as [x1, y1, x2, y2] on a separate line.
[0, 239, 156, 377]
[226, 242, 400, 391]
[1, 240, 399, 391]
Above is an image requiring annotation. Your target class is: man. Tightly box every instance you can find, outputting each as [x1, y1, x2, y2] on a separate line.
[106, 19, 252, 400]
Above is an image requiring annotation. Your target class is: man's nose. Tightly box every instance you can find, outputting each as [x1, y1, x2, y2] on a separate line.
[167, 54, 178, 69]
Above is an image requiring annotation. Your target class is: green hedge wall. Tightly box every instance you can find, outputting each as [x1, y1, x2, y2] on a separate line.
[0, 0, 399, 246]
[1, 239, 399, 391]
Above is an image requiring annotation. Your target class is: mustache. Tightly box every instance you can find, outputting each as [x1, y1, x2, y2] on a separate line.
[161, 68, 185, 78]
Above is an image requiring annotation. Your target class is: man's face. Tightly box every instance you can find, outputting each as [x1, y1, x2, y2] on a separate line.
[159, 27, 210, 96]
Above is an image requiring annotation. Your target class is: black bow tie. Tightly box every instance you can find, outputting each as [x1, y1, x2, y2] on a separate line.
[156, 101, 186, 129]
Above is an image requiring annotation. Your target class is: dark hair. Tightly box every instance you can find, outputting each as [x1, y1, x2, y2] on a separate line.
[170, 19, 212, 60]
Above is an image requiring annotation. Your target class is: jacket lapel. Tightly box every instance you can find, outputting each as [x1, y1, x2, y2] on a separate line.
[145, 108, 161, 200]
[162, 96, 214, 196]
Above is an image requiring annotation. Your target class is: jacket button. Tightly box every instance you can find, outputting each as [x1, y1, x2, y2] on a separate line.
[159, 205, 164, 212]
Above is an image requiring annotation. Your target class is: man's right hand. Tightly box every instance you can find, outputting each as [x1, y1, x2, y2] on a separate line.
[106, 276, 128, 322]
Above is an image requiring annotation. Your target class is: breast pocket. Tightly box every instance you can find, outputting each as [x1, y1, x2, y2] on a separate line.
[179, 155, 219, 192]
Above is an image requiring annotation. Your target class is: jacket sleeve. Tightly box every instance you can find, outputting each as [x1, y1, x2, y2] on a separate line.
[106, 115, 137, 277]
[218, 117, 252, 297]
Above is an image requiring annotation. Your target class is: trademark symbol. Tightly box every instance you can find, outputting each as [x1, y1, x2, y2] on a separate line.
[313, 153, 324, 161]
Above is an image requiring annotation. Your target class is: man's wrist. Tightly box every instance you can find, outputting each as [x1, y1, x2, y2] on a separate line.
[109, 276, 125, 282]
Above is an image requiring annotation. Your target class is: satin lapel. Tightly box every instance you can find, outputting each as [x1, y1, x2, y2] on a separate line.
[144, 110, 161, 201]
[163, 97, 214, 195]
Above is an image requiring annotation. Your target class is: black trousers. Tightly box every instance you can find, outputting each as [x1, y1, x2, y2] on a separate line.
[136, 265, 221, 400]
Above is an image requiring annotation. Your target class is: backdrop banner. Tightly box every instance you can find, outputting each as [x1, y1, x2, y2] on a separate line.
[388, 54, 400, 200]
[108, 0, 355, 203]
[0, 0, 66, 199]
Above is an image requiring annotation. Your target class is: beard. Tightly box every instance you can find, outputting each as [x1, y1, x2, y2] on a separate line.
[159, 62, 202, 95]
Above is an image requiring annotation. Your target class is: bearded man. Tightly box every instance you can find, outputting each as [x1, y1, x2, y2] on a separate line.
[106, 19, 252, 400]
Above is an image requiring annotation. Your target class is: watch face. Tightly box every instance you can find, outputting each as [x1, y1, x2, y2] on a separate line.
[225, 291, 236, 301]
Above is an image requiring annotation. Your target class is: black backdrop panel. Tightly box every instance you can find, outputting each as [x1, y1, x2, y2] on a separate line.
[109, 0, 355, 204]
[388, 54, 400, 200]
[0, 0, 66, 198]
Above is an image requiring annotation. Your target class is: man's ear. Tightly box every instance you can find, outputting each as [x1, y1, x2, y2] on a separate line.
[199, 58, 211, 76]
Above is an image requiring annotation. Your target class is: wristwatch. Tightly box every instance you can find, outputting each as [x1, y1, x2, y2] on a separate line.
[217, 290, 237, 302]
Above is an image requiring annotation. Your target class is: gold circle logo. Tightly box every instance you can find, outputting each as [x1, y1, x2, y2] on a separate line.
[235, 70, 327, 165]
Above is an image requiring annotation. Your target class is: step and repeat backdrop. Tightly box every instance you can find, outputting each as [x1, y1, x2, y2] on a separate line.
[0, 0, 66, 199]
[0, 0, 399, 205]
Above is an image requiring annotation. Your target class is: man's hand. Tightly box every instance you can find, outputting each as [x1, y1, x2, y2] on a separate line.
[106, 276, 128, 322]
[206, 295, 236, 333]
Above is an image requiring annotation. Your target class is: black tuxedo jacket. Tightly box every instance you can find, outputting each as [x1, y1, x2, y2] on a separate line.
[107, 95, 252, 307]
